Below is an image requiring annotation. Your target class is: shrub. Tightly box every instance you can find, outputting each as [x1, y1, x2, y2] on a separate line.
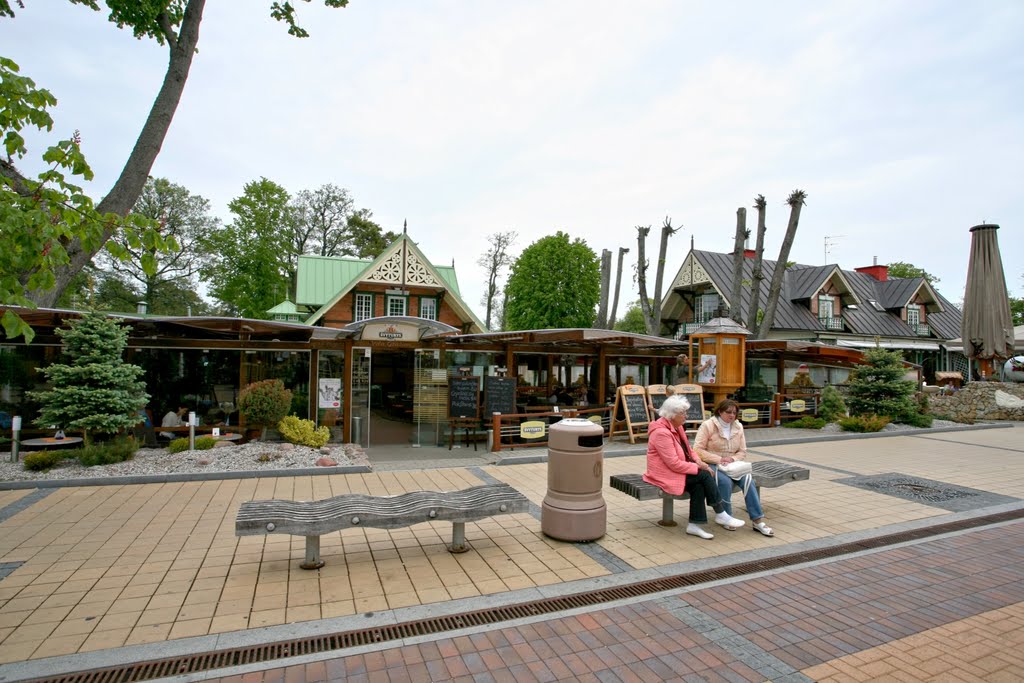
[839, 414, 891, 433]
[167, 436, 218, 453]
[76, 437, 138, 466]
[782, 416, 826, 429]
[238, 380, 293, 439]
[818, 385, 848, 422]
[24, 450, 70, 471]
[898, 411, 934, 428]
[278, 415, 330, 448]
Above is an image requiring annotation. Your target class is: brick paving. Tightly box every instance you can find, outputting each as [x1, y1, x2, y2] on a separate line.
[0, 424, 1021, 681]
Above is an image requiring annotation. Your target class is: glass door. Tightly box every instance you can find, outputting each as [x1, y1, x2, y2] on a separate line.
[413, 348, 446, 447]
[351, 347, 371, 448]
[316, 350, 345, 441]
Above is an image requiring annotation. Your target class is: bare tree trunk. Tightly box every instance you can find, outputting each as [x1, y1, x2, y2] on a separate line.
[757, 190, 806, 338]
[608, 246, 629, 329]
[477, 231, 516, 331]
[637, 218, 679, 336]
[747, 195, 767, 332]
[595, 249, 612, 328]
[27, 0, 207, 306]
[729, 207, 747, 321]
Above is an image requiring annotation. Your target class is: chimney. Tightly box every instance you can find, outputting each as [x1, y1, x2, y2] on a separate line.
[855, 262, 888, 281]
[136, 301, 148, 315]
[743, 249, 756, 258]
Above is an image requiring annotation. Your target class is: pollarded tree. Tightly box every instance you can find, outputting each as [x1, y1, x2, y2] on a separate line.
[30, 311, 148, 446]
[845, 347, 917, 423]
[504, 232, 600, 330]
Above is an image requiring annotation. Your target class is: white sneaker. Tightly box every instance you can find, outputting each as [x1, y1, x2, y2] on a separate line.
[686, 524, 714, 539]
[715, 512, 745, 530]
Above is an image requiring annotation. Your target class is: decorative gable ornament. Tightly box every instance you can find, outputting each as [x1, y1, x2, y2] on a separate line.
[364, 248, 442, 287]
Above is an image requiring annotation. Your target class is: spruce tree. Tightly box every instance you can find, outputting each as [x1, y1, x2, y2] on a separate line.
[31, 311, 148, 446]
[845, 348, 917, 423]
[818, 384, 848, 422]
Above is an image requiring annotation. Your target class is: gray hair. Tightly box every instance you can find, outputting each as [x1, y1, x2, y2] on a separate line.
[658, 394, 691, 420]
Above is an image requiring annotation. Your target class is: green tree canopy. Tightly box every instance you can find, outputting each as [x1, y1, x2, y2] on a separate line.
[29, 310, 148, 446]
[613, 300, 650, 334]
[845, 347, 918, 423]
[887, 261, 940, 284]
[504, 231, 600, 330]
[199, 178, 292, 318]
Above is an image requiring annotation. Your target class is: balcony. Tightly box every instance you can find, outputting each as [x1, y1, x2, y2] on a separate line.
[912, 323, 930, 337]
[675, 318, 714, 338]
[819, 316, 844, 331]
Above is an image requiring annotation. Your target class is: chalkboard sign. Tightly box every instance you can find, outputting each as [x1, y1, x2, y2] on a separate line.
[671, 383, 705, 424]
[448, 376, 480, 419]
[483, 376, 516, 417]
[610, 384, 650, 444]
[646, 384, 668, 413]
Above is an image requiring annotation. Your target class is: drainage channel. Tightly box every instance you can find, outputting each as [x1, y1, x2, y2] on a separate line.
[24, 507, 1024, 683]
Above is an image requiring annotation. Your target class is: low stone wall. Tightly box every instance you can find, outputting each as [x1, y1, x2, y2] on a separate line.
[928, 382, 1024, 423]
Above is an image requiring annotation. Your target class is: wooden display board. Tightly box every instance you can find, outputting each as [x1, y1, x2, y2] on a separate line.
[610, 384, 651, 443]
[646, 384, 668, 414]
[670, 383, 706, 428]
[483, 376, 516, 417]
[448, 376, 480, 419]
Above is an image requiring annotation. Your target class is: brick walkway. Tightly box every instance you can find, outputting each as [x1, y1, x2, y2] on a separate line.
[0, 425, 1022, 681]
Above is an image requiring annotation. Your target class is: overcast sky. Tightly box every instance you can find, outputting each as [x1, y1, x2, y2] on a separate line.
[3, 1, 1021, 321]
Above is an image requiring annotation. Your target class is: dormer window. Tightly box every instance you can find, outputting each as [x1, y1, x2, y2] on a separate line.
[867, 299, 885, 312]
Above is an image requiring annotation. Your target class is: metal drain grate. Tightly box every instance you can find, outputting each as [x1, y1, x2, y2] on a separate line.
[836, 473, 1020, 512]
[23, 507, 1024, 683]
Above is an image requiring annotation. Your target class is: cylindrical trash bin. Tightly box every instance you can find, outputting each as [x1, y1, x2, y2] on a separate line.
[351, 416, 362, 444]
[542, 417, 606, 541]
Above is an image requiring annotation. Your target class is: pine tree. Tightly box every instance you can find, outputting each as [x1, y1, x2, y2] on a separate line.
[818, 384, 848, 422]
[31, 312, 148, 446]
[845, 348, 917, 422]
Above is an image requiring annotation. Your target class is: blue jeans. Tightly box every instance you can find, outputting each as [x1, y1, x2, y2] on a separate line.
[714, 467, 764, 520]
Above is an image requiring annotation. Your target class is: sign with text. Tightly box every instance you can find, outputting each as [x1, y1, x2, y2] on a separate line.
[360, 321, 421, 342]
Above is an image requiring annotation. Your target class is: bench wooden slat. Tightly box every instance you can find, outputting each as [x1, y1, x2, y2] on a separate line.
[236, 483, 530, 568]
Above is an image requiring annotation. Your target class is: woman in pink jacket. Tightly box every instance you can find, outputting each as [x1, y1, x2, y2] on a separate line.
[643, 394, 745, 539]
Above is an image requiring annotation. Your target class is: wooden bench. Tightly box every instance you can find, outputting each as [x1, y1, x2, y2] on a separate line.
[609, 461, 810, 527]
[235, 483, 531, 569]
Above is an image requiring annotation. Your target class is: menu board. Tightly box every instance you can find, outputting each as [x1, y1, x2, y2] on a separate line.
[610, 384, 651, 444]
[448, 376, 480, 419]
[483, 376, 516, 417]
[671, 383, 706, 424]
[646, 384, 668, 413]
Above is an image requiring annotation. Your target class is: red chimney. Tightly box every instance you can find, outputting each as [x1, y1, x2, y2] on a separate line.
[743, 249, 756, 258]
[855, 265, 888, 281]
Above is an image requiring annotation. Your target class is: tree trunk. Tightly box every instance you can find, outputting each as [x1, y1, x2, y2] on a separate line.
[27, 0, 207, 306]
[729, 207, 747, 321]
[608, 246, 629, 329]
[595, 249, 612, 328]
[747, 195, 767, 332]
[757, 190, 806, 338]
[637, 218, 678, 336]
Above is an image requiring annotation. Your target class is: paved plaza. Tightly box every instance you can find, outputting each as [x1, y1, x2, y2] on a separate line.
[0, 425, 1022, 681]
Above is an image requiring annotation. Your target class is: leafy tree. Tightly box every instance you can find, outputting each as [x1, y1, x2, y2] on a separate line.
[0, 57, 165, 340]
[477, 231, 517, 331]
[613, 300, 649, 334]
[346, 209, 398, 259]
[199, 178, 292, 318]
[96, 177, 217, 314]
[1011, 296, 1023, 327]
[887, 261, 940, 284]
[1, 0, 351, 310]
[845, 347, 918, 423]
[29, 311, 148, 446]
[504, 231, 600, 330]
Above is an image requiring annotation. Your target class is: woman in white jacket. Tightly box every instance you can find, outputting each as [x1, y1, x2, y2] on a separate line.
[693, 399, 774, 537]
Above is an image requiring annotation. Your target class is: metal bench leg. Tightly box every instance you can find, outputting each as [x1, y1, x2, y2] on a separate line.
[449, 521, 469, 553]
[301, 535, 325, 569]
[658, 498, 677, 527]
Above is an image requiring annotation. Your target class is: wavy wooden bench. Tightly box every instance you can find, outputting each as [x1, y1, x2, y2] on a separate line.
[609, 461, 810, 527]
[236, 483, 531, 569]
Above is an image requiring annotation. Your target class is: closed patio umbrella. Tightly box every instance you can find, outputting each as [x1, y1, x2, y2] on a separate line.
[961, 223, 1015, 377]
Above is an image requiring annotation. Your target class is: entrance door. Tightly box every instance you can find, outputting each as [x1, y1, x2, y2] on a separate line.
[351, 347, 371, 448]
[412, 348, 447, 447]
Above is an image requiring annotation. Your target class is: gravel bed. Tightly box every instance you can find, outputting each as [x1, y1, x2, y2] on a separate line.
[0, 440, 371, 483]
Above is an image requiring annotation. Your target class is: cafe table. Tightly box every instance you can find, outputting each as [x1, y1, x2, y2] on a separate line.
[20, 436, 84, 449]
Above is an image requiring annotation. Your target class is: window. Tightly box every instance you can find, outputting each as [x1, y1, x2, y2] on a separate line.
[818, 295, 834, 319]
[354, 293, 373, 321]
[907, 304, 921, 327]
[387, 295, 407, 317]
[419, 297, 437, 320]
[695, 293, 719, 324]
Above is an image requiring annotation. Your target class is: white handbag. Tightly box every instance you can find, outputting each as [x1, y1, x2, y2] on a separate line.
[718, 460, 752, 478]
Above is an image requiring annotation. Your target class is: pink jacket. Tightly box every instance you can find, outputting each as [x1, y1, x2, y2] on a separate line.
[643, 417, 700, 495]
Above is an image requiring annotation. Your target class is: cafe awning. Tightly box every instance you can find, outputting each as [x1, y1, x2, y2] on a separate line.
[835, 339, 940, 351]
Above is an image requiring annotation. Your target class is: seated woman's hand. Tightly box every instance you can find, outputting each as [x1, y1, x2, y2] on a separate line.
[721, 456, 734, 465]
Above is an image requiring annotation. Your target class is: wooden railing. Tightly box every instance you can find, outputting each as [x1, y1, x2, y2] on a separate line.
[773, 392, 820, 425]
[488, 406, 612, 453]
[734, 401, 775, 428]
